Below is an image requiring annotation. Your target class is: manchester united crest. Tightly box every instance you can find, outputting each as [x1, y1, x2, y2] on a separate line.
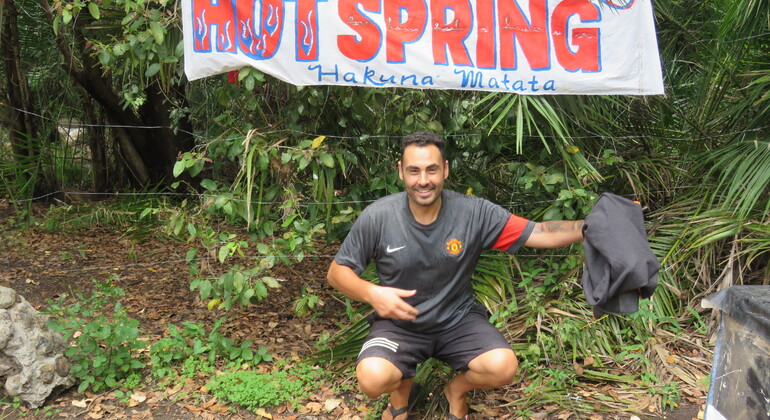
[446, 239, 463, 255]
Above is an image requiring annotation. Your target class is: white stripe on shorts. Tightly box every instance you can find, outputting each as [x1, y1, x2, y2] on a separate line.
[359, 337, 399, 355]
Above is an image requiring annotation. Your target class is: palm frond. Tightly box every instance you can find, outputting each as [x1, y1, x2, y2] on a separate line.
[702, 137, 770, 220]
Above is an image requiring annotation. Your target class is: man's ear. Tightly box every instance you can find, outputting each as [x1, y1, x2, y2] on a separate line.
[444, 160, 449, 179]
[397, 161, 404, 181]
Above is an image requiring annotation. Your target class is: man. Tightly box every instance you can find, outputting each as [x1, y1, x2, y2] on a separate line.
[327, 132, 584, 419]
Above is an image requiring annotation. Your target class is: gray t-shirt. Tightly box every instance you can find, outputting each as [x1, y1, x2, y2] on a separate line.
[335, 190, 535, 332]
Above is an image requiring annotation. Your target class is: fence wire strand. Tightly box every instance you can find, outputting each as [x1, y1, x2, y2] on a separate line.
[0, 94, 736, 281]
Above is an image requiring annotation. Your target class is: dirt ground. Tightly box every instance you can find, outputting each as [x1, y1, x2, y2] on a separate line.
[0, 200, 706, 419]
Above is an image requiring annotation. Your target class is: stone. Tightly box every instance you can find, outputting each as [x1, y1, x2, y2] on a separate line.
[0, 286, 16, 309]
[0, 287, 75, 408]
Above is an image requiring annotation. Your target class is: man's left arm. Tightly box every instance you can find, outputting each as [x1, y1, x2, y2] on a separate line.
[524, 220, 584, 249]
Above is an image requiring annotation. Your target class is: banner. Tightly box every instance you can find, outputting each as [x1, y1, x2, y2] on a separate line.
[182, 0, 664, 95]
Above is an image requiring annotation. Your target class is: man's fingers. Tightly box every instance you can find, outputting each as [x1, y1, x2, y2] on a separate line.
[394, 288, 417, 297]
[401, 301, 419, 314]
[393, 306, 418, 321]
[370, 286, 419, 320]
[392, 289, 418, 316]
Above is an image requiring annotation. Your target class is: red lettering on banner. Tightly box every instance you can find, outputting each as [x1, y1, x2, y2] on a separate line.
[338, 0, 382, 61]
[192, 0, 237, 53]
[431, 0, 473, 66]
[498, 0, 549, 70]
[189, 0, 602, 73]
[296, 0, 321, 60]
[552, 0, 600, 71]
[475, 0, 495, 68]
[242, 0, 283, 58]
[383, 0, 427, 63]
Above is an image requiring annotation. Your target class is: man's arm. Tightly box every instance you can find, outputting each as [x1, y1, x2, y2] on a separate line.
[523, 220, 584, 248]
[327, 260, 419, 321]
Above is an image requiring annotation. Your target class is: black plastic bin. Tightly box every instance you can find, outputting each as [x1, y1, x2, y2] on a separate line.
[701, 286, 770, 420]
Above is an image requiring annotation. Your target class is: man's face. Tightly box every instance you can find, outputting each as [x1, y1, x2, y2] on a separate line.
[398, 144, 449, 209]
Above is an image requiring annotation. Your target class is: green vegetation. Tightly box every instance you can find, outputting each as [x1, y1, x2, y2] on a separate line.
[46, 278, 146, 393]
[2, 0, 769, 415]
[206, 361, 323, 412]
[45, 278, 276, 395]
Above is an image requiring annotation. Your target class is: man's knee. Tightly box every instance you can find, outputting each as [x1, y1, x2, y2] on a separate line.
[356, 357, 403, 398]
[470, 348, 519, 386]
[498, 349, 519, 382]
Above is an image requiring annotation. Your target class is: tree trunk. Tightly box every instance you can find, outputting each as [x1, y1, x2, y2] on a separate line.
[79, 90, 109, 193]
[1, 0, 38, 159]
[138, 82, 196, 183]
[0, 0, 60, 196]
[38, 0, 195, 188]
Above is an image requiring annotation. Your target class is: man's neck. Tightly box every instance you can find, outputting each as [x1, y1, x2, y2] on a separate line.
[408, 196, 442, 225]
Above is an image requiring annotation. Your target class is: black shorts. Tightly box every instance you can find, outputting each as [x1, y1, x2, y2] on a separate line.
[356, 304, 511, 378]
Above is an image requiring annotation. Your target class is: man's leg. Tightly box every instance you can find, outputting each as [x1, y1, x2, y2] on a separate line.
[357, 357, 413, 420]
[443, 348, 519, 418]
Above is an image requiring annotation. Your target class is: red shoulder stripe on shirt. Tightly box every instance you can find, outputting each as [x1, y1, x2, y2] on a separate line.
[492, 214, 530, 251]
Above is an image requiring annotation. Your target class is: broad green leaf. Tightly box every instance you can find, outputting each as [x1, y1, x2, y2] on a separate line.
[198, 280, 212, 300]
[78, 381, 90, 393]
[244, 76, 255, 91]
[53, 15, 61, 35]
[98, 50, 111, 66]
[188, 161, 203, 177]
[172, 160, 185, 178]
[145, 63, 161, 78]
[262, 276, 281, 288]
[258, 152, 269, 170]
[218, 246, 229, 263]
[88, 2, 100, 20]
[241, 288, 255, 305]
[319, 153, 335, 168]
[255, 281, 267, 298]
[149, 21, 164, 44]
[233, 272, 244, 292]
[113, 43, 129, 56]
[200, 179, 217, 190]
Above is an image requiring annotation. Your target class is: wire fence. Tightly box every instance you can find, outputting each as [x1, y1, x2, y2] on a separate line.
[0, 88, 755, 281]
[3, 99, 768, 144]
[0, 247, 579, 282]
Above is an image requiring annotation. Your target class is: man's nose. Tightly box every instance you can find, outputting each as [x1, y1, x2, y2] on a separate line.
[418, 171, 429, 184]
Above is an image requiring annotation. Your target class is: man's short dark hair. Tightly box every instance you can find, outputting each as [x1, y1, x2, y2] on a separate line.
[400, 131, 446, 160]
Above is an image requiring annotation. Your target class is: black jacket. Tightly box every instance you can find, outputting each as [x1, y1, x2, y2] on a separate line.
[581, 193, 659, 317]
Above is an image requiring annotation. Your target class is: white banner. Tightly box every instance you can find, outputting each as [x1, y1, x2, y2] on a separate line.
[182, 0, 664, 95]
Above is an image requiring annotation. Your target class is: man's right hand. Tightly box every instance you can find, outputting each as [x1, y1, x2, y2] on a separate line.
[368, 286, 419, 321]
[327, 261, 419, 321]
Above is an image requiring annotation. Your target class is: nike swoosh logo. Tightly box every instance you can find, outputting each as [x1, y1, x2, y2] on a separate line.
[386, 245, 406, 253]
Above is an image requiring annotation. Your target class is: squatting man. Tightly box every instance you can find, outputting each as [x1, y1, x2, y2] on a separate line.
[327, 132, 584, 420]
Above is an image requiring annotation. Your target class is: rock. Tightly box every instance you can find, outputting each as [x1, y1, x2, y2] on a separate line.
[0, 287, 75, 408]
[0, 286, 17, 309]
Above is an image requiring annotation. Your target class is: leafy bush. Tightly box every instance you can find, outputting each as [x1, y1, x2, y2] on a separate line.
[206, 361, 323, 411]
[46, 279, 145, 393]
[149, 318, 272, 379]
[47, 277, 273, 393]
